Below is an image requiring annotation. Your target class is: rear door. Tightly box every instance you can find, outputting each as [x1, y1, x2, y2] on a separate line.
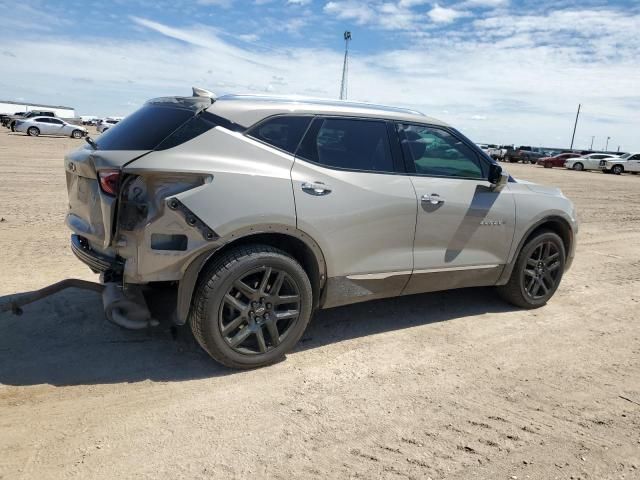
[48, 118, 66, 135]
[396, 123, 516, 295]
[34, 117, 53, 134]
[291, 117, 417, 307]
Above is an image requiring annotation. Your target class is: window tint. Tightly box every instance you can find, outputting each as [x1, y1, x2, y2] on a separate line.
[49, 119, 63, 125]
[248, 116, 311, 154]
[631, 154, 640, 160]
[155, 111, 218, 151]
[297, 118, 394, 173]
[94, 104, 194, 151]
[36, 118, 50, 123]
[397, 124, 484, 179]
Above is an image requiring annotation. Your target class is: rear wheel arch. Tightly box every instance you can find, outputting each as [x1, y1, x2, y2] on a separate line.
[176, 229, 326, 325]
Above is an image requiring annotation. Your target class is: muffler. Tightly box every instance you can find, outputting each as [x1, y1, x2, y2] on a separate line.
[102, 283, 159, 330]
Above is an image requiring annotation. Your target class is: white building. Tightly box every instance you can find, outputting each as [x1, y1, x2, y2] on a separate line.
[0, 100, 76, 118]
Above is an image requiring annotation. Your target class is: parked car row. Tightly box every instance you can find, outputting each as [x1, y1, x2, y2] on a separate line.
[531, 151, 639, 175]
[13, 117, 88, 138]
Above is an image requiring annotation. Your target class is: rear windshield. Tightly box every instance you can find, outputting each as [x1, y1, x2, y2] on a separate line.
[94, 104, 196, 151]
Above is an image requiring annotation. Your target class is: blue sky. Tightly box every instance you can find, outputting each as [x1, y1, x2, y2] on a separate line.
[1, 0, 638, 150]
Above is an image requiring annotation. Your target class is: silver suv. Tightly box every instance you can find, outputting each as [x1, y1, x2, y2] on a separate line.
[64, 88, 577, 368]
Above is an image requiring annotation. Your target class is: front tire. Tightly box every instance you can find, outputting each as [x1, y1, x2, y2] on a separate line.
[497, 230, 566, 309]
[190, 244, 313, 369]
[612, 164, 624, 175]
[27, 127, 40, 136]
[71, 129, 83, 139]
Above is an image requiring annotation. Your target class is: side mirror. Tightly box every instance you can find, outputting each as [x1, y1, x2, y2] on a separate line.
[489, 163, 508, 191]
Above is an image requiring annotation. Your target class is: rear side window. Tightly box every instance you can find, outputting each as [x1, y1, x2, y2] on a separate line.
[94, 105, 194, 151]
[297, 117, 394, 173]
[247, 116, 311, 154]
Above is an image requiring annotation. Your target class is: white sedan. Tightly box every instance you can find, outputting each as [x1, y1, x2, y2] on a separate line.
[601, 152, 640, 175]
[565, 153, 617, 171]
[14, 117, 87, 138]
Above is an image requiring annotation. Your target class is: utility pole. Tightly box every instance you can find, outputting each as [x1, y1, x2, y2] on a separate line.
[339, 31, 351, 100]
[590, 136, 594, 150]
[604, 136, 611, 151]
[569, 104, 581, 151]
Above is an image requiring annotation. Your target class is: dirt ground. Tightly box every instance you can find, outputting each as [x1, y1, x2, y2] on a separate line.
[0, 129, 638, 480]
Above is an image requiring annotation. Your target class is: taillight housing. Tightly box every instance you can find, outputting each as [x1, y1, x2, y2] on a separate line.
[98, 170, 121, 196]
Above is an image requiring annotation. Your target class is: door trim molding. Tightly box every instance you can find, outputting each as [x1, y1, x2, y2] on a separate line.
[347, 264, 499, 281]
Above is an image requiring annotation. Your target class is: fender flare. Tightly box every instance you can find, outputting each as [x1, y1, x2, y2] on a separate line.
[496, 215, 575, 285]
[174, 224, 326, 325]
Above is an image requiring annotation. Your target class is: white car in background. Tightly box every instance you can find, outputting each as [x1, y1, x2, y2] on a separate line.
[97, 118, 120, 133]
[565, 153, 617, 171]
[14, 117, 87, 138]
[601, 152, 640, 175]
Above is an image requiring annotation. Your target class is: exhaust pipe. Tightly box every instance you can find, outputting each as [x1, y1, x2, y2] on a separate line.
[102, 283, 159, 330]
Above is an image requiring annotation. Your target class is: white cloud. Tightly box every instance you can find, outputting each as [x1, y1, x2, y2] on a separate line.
[196, 0, 232, 7]
[463, 0, 508, 7]
[2, 10, 639, 150]
[323, 1, 376, 25]
[427, 4, 469, 24]
[287, 0, 311, 4]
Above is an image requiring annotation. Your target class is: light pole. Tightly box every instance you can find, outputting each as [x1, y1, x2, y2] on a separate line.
[569, 104, 581, 150]
[339, 31, 351, 100]
[590, 136, 594, 150]
[604, 136, 611, 151]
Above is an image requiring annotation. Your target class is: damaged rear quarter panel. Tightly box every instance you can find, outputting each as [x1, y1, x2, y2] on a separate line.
[119, 126, 297, 283]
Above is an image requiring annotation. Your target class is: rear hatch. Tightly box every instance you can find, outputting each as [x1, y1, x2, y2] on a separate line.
[64, 96, 212, 250]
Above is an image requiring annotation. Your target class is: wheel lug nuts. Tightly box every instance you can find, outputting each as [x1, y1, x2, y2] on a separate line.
[266, 303, 272, 309]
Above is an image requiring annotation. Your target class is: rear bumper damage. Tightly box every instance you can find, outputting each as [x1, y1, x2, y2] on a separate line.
[71, 234, 122, 273]
[0, 277, 157, 330]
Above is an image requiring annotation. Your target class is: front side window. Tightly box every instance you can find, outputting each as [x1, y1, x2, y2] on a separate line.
[50, 119, 63, 125]
[397, 124, 485, 179]
[247, 116, 311, 154]
[297, 117, 394, 173]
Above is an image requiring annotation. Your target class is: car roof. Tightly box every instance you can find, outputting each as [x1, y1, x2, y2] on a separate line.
[208, 94, 448, 128]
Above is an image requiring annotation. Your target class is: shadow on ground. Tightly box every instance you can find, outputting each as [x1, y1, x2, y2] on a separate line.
[0, 286, 516, 387]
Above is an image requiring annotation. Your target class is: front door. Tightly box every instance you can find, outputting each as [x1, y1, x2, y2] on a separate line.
[395, 123, 516, 295]
[291, 117, 417, 307]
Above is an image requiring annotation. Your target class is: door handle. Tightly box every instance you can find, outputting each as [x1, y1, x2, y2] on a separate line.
[421, 193, 444, 205]
[301, 182, 332, 196]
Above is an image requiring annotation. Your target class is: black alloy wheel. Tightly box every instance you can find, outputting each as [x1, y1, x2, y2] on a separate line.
[190, 244, 313, 369]
[522, 240, 562, 300]
[497, 230, 566, 309]
[219, 266, 301, 355]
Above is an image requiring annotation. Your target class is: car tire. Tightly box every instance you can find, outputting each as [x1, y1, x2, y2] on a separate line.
[190, 244, 313, 369]
[573, 162, 584, 171]
[71, 129, 83, 139]
[27, 127, 40, 137]
[497, 230, 566, 309]
[612, 165, 624, 175]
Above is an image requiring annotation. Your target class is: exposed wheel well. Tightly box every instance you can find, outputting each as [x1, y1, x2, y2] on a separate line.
[208, 233, 323, 306]
[176, 231, 325, 324]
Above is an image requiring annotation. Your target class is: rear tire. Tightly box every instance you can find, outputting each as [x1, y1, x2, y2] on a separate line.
[573, 162, 584, 171]
[497, 230, 566, 309]
[189, 244, 313, 369]
[27, 127, 40, 137]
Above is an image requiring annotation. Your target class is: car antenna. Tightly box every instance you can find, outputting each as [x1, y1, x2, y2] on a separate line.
[85, 135, 97, 149]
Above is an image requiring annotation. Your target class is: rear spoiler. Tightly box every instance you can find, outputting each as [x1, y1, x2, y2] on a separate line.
[192, 86, 217, 100]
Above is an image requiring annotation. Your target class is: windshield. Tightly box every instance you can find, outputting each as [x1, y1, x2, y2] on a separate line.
[618, 153, 631, 159]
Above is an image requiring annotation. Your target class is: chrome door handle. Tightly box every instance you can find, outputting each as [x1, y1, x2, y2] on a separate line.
[301, 182, 332, 196]
[421, 193, 444, 205]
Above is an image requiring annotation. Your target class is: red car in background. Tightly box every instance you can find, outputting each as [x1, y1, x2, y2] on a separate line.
[537, 152, 581, 168]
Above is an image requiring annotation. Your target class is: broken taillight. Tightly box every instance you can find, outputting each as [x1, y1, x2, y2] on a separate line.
[98, 170, 121, 196]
